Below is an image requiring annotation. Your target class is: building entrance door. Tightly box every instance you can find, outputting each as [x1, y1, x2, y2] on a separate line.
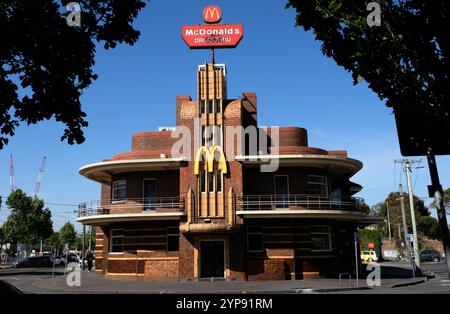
[200, 241, 225, 278]
[143, 179, 156, 211]
[275, 175, 289, 208]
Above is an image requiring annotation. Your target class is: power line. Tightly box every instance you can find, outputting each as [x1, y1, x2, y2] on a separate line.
[44, 202, 79, 207]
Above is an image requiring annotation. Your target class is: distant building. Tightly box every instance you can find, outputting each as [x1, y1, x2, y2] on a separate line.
[77, 62, 376, 280]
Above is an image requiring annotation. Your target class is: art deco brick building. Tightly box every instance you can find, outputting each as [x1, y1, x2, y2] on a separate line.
[77, 62, 375, 280]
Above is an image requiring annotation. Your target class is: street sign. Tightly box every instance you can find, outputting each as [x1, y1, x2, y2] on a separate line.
[64, 243, 69, 251]
[394, 105, 450, 156]
[406, 234, 414, 242]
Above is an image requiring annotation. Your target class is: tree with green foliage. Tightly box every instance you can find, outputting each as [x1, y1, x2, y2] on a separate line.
[0, 0, 147, 149]
[59, 222, 77, 249]
[371, 191, 433, 243]
[1, 189, 53, 246]
[417, 216, 441, 240]
[286, 1, 449, 151]
[358, 228, 382, 258]
[46, 232, 61, 252]
[75, 227, 96, 251]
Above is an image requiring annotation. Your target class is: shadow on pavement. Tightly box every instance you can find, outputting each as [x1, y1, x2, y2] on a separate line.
[0, 270, 64, 277]
[380, 265, 423, 279]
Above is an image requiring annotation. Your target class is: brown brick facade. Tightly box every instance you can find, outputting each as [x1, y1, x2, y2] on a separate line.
[80, 62, 365, 282]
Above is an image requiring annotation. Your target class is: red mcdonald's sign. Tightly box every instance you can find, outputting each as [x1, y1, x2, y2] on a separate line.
[182, 5, 243, 49]
[203, 5, 222, 24]
[182, 24, 243, 49]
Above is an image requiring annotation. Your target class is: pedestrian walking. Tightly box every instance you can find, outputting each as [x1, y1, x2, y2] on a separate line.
[86, 251, 94, 272]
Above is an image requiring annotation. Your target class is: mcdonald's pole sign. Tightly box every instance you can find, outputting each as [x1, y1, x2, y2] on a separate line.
[182, 5, 243, 49]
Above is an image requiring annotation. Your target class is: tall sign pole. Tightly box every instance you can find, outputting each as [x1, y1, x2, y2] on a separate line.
[426, 149, 450, 280]
[354, 232, 359, 286]
[386, 202, 392, 241]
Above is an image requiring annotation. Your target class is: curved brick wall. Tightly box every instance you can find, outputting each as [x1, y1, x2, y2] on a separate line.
[266, 127, 308, 147]
[132, 131, 176, 152]
[110, 131, 176, 160]
[112, 151, 173, 160]
[271, 146, 328, 155]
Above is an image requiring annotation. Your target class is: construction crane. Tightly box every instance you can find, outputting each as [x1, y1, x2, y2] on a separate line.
[9, 154, 15, 193]
[34, 156, 47, 198]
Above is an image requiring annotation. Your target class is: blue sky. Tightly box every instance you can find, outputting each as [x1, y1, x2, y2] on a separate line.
[1, 0, 449, 231]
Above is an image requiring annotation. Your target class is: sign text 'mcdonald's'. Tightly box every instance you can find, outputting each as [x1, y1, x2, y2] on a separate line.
[182, 24, 243, 49]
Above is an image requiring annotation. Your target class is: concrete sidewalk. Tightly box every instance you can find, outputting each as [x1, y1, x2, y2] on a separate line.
[30, 270, 429, 294]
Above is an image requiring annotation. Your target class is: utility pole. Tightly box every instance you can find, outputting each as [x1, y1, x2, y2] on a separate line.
[386, 202, 392, 241]
[395, 159, 421, 270]
[9, 154, 15, 193]
[398, 184, 410, 262]
[404, 159, 421, 269]
[88, 226, 92, 252]
[426, 149, 450, 280]
[81, 225, 86, 270]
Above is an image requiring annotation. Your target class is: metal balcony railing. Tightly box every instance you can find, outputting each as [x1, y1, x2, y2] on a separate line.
[237, 194, 364, 212]
[77, 197, 184, 217]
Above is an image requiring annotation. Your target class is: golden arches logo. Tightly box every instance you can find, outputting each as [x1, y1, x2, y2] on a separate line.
[194, 145, 227, 175]
[203, 6, 222, 24]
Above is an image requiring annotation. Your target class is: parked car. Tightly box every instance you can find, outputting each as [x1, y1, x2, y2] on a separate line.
[419, 250, 442, 262]
[361, 250, 378, 262]
[53, 256, 66, 266]
[12, 256, 52, 268]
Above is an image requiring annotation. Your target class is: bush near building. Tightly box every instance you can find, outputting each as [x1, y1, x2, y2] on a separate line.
[358, 228, 382, 259]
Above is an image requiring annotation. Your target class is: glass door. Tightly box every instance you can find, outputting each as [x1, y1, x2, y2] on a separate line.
[143, 179, 156, 211]
[274, 175, 289, 208]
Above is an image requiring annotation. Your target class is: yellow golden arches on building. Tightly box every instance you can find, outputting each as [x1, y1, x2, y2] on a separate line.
[194, 146, 228, 175]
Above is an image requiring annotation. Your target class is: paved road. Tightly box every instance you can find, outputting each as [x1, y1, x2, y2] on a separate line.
[335, 262, 450, 294]
[0, 262, 448, 294]
[0, 266, 65, 294]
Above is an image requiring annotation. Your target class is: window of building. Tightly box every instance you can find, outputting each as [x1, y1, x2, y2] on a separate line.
[247, 226, 264, 252]
[216, 125, 222, 146]
[112, 180, 126, 201]
[311, 225, 332, 252]
[110, 229, 124, 253]
[331, 188, 342, 205]
[216, 99, 221, 113]
[208, 100, 213, 113]
[200, 100, 205, 114]
[201, 126, 206, 146]
[216, 170, 222, 192]
[167, 227, 180, 252]
[208, 171, 215, 192]
[200, 170, 206, 193]
[307, 175, 328, 197]
[207, 126, 214, 147]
